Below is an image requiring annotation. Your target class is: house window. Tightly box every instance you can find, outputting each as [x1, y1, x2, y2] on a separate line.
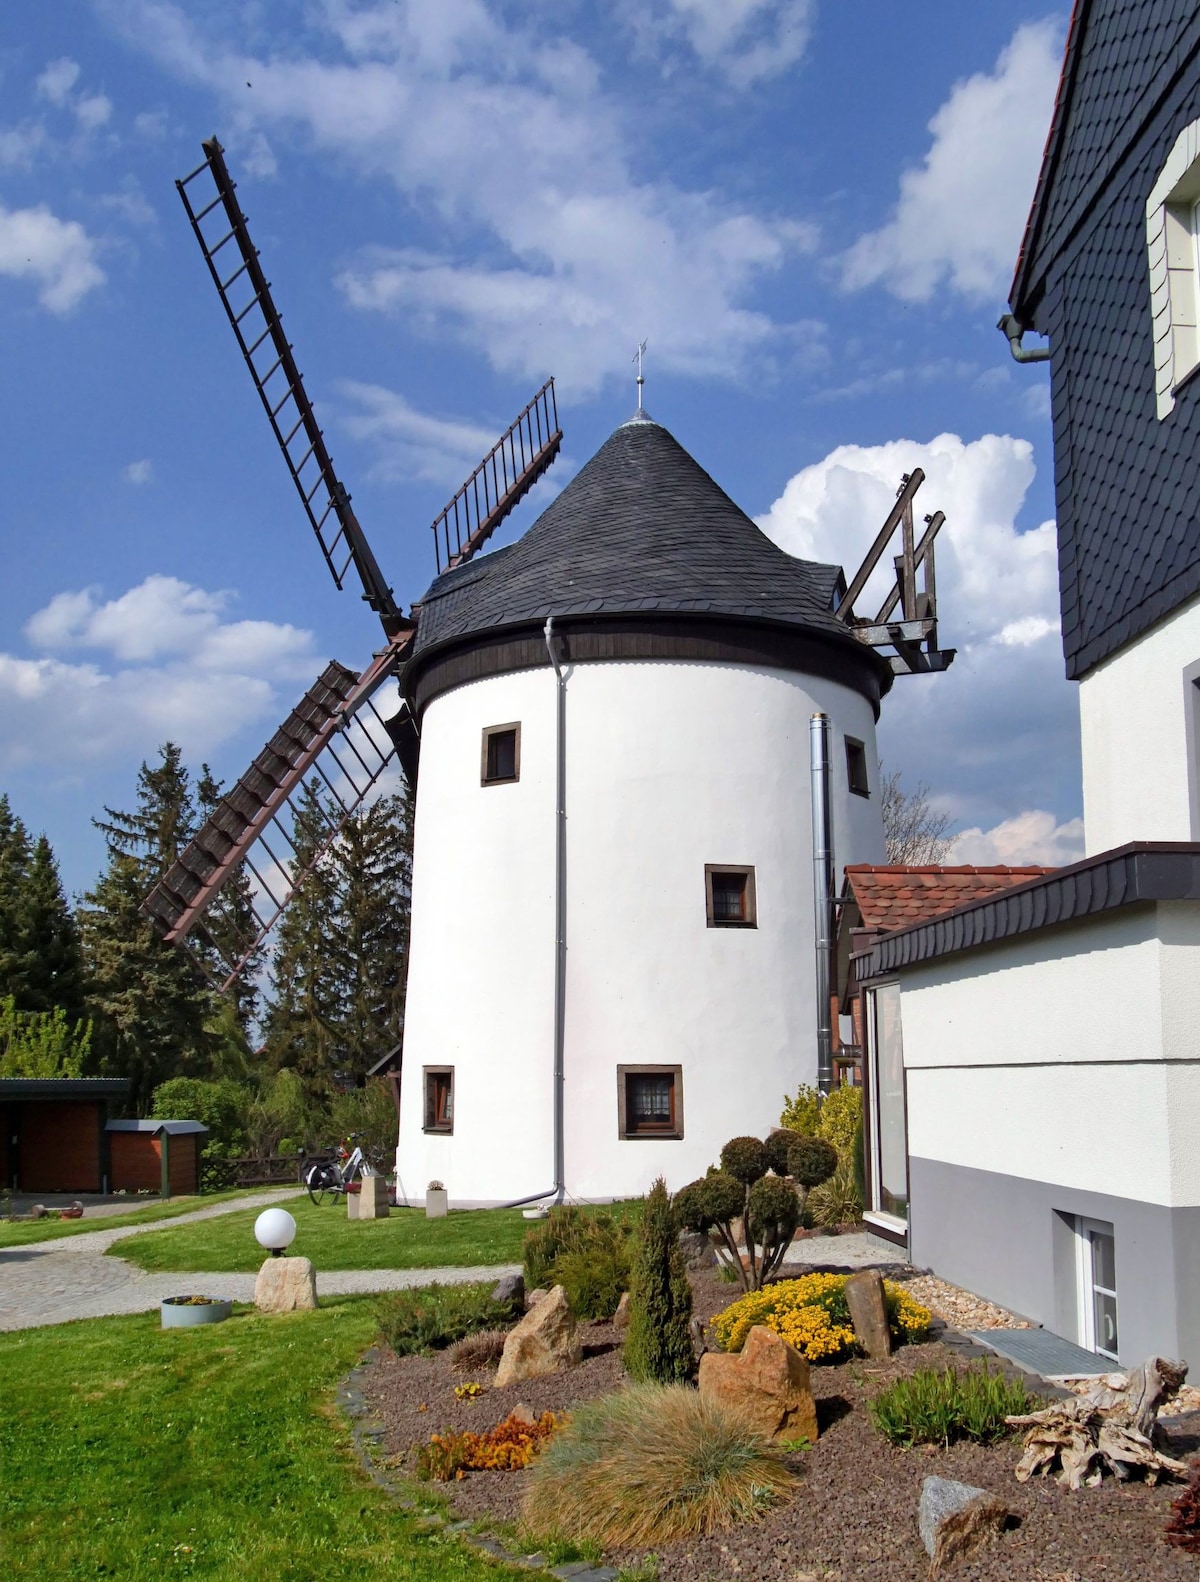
[423, 1068, 454, 1133]
[617, 1066, 683, 1139]
[1145, 118, 1200, 418]
[845, 737, 870, 797]
[865, 981, 907, 1231]
[705, 864, 756, 927]
[1077, 1216, 1119, 1361]
[481, 723, 520, 785]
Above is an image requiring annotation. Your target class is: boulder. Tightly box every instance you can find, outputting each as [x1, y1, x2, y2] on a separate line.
[698, 1324, 818, 1443]
[491, 1272, 525, 1316]
[845, 1268, 892, 1359]
[495, 1284, 581, 1388]
[525, 1287, 548, 1309]
[918, 1477, 1009, 1572]
[678, 1230, 717, 1271]
[510, 1401, 538, 1426]
[613, 1291, 631, 1331]
[254, 1255, 318, 1313]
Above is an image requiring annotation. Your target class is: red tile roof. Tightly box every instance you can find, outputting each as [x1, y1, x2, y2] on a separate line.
[843, 864, 1059, 934]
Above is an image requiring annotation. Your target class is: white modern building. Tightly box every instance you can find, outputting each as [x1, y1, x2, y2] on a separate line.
[395, 410, 894, 1206]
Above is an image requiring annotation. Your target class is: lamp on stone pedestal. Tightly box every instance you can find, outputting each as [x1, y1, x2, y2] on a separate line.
[254, 1207, 297, 1258]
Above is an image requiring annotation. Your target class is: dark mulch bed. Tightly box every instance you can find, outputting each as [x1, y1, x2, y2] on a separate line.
[359, 1270, 1200, 1580]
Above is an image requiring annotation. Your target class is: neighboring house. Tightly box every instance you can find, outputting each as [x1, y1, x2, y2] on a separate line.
[855, 0, 1200, 1366]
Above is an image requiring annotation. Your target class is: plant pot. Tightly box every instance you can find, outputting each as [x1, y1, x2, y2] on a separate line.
[425, 1187, 449, 1219]
[161, 1296, 233, 1329]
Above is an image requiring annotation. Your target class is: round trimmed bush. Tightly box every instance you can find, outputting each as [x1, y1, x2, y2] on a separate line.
[720, 1136, 770, 1185]
[746, 1174, 801, 1249]
[675, 1172, 744, 1232]
[764, 1127, 803, 1177]
[787, 1134, 838, 1188]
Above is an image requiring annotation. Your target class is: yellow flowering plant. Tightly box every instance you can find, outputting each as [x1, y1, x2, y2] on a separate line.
[711, 1274, 930, 1364]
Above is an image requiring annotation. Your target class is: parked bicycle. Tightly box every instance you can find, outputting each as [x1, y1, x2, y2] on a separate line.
[302, 1135, 378, 1205]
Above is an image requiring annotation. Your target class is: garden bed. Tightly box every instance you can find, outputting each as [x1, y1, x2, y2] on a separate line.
[360, 1269, 1200, 1581]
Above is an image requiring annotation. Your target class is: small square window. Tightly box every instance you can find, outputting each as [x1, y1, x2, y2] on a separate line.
[481, 723, 520, 785]
[423, 1068, 454, 1133]
[845, 737, 870, 798]
[705, 864, 756, 928]
[617, 1065, 683, 1139]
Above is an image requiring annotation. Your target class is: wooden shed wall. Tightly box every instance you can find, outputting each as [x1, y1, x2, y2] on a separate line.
[110, 1132, 201, 1195]
[20, 1102, 102, 1192]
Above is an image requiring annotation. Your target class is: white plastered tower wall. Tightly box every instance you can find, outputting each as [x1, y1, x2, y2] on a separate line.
[397, 655, 884, 1206]
[1079, 589, 1200, 853]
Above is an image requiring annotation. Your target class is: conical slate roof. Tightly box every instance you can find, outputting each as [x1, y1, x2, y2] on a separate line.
[411, 412, 872, 668]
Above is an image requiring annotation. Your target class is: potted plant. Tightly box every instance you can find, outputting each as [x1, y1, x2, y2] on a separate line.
[425, 1180, 448, 1219]
[161, 1294, 233, 1329]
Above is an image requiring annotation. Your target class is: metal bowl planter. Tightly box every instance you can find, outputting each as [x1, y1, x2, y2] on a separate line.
[161, 1295, 233, 1329]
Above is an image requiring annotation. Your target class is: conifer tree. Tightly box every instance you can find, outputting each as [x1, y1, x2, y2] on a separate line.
[0, 794, 32, 996]
[195, 765, 265, 1031]
[624, 1176, 695, 1384]
[13, 835, 85, 1018]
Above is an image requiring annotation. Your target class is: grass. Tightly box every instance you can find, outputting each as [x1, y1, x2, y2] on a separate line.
[0, 1296, 523, 1581]
[114, 1196, 643, 1274]
[0, 1188, 270, 1250]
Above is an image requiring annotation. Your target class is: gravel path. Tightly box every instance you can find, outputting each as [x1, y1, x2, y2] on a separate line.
[780, 1230, 907, 1269]
[0, 1186, 519, 1332]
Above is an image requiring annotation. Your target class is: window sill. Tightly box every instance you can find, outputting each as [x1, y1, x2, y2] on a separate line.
[621, 1131, 683, 1142]
[863, 1210, 907, 1241]
[707, 920, 756, 929]
[423, 1126, 453, 1136]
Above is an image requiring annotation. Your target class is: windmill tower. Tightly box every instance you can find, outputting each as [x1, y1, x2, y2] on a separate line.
[147, 139, 954, 1209]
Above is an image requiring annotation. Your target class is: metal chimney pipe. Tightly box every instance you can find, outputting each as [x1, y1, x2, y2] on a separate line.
[809, 712, 835, 1094]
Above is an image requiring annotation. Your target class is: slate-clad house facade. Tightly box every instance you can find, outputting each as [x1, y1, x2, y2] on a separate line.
[855, 0, 1200, 1368]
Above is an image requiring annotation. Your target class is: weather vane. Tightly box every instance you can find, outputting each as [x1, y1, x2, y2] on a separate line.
[633, 339, 648, 410]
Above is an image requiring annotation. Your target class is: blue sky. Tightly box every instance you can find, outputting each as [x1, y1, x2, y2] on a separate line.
[1, 0, 1079, 897]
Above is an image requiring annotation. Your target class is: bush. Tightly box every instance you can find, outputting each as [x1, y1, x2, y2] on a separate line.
[806, 1156, 863, 1228]
[674, 1173, 743, 1233]
[151, 1076, 250, 1159]
[779, 1084, 822, 1137]
[786, 1135, 838, 1189]
[329, 1078, 398, 1171]
[817, 1084, 862, 1158]
[551, 1232, 632, 1321]
[447, 1329, 509, 1372]
[763, 1128, 803, 1177]
[676, 1139, 801, 1292]
[418, 1410, 559, 1480]
[624, 1178, 694, 1383]
[746, 1175, 802, 1252]
[522, 1384, 796, 1545]
[712, 1274, 931, 1363]
[720, 1136, 771, 1185]
[376, 1282, 513, 1356]
[869, 1364, 1032, 1447]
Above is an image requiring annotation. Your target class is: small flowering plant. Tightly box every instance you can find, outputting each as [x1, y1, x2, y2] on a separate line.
[712, 1273, 930, 1364]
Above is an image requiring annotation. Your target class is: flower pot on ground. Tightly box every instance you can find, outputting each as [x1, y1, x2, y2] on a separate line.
[161, 1296, 233, 1329]
[426, 1183, 448, 1219]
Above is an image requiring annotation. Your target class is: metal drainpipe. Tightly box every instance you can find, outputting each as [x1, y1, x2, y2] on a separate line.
[544, 617, 567, 1205]
[997, 313, 1050, 364]
[809, 712, 835, 1095]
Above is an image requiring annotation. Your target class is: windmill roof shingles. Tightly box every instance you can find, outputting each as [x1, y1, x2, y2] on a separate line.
[410, 412, 886, 681]
[844, 864, 1060, 934]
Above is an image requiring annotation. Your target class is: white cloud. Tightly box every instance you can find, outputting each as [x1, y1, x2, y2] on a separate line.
[36, 58, 82, 107]
[107, 0, 819, 395]
[626, 0, 815, 89]
[757, 431, 1081, 833]
[947, 811, 1085, 867]
[0, 123, 46, 170]
[337, 381, 502, 484]
[0, 201, 105, 312]
[843, 20, 1062, 303]
[1, 575, 320, 771]
[75, 93, 114, 131]
[123, 458, 153, 485]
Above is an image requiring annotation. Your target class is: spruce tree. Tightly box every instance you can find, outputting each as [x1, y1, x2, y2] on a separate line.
[0, 794, 32, 997]
[194, 765, 265, 1031]
[13, 835, 85, 1018]
[624, 1177, 695, 1384]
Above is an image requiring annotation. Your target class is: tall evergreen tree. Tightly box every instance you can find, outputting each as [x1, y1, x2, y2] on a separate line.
[0, 794, 32, 996]
[13, 836, 85, 1019]
[195, 765, 265, 1031]
[93, 741, 196, 886]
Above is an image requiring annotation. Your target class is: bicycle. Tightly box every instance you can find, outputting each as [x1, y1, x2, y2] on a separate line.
[302, 1135, 378, 1205]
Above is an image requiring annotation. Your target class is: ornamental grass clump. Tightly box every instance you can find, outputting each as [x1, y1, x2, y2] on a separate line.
[624, 1177, 694, 1383]
[522, 1383, 796, 1546]
[869, 1364, 1032, 1448]
[712, 1273, 931, 1363]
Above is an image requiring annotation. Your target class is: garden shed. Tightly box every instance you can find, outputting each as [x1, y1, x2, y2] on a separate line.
[0, 1078, 130, 1193]
[105, 1120, 208, 1197]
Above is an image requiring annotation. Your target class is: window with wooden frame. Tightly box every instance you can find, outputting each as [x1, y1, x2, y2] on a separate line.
[481, 723, 520, 785]
[845, 736, 870, 798]
[423, 1067, 454, 1134]
[617, 1066, 683, 1139]
[705, 864, 756, 928]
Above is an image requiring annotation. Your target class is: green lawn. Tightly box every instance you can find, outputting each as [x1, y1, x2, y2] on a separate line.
[0, 1298, 521, 1581]
[112, 1197, 644, 1274]
[0, 1188, 287, 1250]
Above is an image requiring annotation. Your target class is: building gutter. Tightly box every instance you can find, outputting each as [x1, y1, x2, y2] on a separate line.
[544, 617, 568, 1205]
[810, 712, 835, 1094]
[997, 313, 1051, 363]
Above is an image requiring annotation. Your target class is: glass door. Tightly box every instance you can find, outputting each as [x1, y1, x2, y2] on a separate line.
[1077, 1217, 1119, 1361]
[865, 982, 908, 1231]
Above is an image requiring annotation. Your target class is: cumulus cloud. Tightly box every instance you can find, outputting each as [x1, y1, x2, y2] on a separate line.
[1, 575, 320, 771]
[757, 431, 1081, 833]
[947, 811, 1085, 868]
[35, 58, 82, 106]
[106, 0, 819, 394]
[843, 20, 1062, 303]
[625, 0, 815, 88]
[123, 458, 153, 485]
[337, 381, 503, 484]
[0, 201, 105, 312]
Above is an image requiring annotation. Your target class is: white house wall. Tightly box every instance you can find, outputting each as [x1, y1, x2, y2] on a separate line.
[1079, 591, 1200, 852]
[398, 655, 884, 1206]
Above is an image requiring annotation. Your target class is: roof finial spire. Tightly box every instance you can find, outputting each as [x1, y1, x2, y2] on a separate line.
[633, 339, 647, 410]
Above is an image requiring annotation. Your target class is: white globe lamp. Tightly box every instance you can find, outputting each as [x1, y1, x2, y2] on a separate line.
[255, 1207, 297, 1258]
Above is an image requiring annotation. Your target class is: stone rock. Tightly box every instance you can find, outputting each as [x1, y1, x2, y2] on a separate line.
[525, 1287, 548, 1309]
[613, 1291, 631, 1331]
[491, 1273, 525, 1316]
[918, 1477, 1009, 1572]
[689, 1315, 708, 1357]
[495, 1284, 581, 1388]
[254, 1255, 318, 1313]
[678, 1229, 716, 1271]
[510, 1401, 538, 1426]
[698, 1324, 818, 1443]
[845, 1268, 892, 1360]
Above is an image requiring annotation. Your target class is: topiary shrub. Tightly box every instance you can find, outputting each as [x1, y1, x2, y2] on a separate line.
[676, 1137, 802, 1292]
[763, 1128, 803, 1177]
[720, 1136, 771, 1185]
[712, 1273, 931, 1363]
[624, 1178, 694, 1383]
[522, 1384, 796, 1545]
